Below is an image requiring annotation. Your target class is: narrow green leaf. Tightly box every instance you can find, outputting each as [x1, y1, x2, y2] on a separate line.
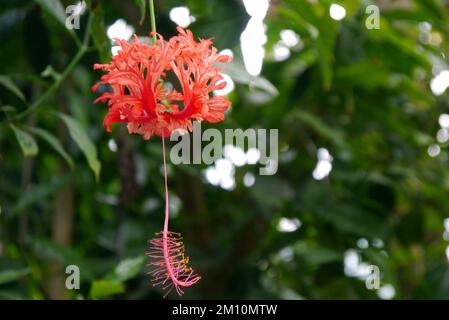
[109, 255, 146, 283]
[292, 110, 346, 148]
[0, 269, 31, 285]
[134, 0, 146, 25]
[27, 127, 74, 168]
[41, 65, 62, 81]
[10, 125, 38, 157]
[33, 0, 81, 45]
[219, 60, 278, 96]
[58, 113, 101, 181]
[0, 105, 16, 113]
[32, 238, 95, 280]
[91, 4, 111, 63]
[90, 280, 125, 299]
[34, 0, 67, 27]
[0, 75, 26, 102]
[11, 175, 70, 216]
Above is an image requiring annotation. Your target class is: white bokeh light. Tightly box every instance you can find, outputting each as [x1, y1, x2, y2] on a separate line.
[280, 29, 300, 48]
[205, 167, 221, 186]
[107, 19, 134, 56]
[344, 250, 360, 277]
[377, 284, 396, 300]
[241, 19, 267, 76]
[437, 128, 449, 143]
[224, 145, 247, 167]
[108, 139, 117, 152]
[220, 175, 236, 190]
[444, 218, 449, 231]
[329, 4, 346, 21]
[169, 6, 195, 28]
[431, 70, 449, 96]
[427, 144, 441, 157]
[242, 0, 269, 19]
[343, 249, 372, 280]
[372, 238, 384, 248]
[111, 46, 121, 56]
[313, 148, 333, 180]
[216, 158, 234, 174]
[318, 148, 333, 162]
[277, 217, 301, 232]
[357, 238, 369, 249]
[278, 246, 294, 262]
[240, 0, 270, 76]
[438, 113, 449, 128]
[214, 73, 235, 96]
[313, 160, 332, 180]
[246, 148, 261, 164]
[243, 172, 256, 187]
[204, 159, 236, 190]
[273, 42, 290, 61]
[420, 22, 432, 32]
[219, 49, 234, 59]
[214, 51, 234, 96]
[444, 231, 449, 241]
[107, 19, 134, 41]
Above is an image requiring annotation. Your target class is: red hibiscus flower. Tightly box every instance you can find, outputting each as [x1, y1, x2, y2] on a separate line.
[93, 27, 232, 296]
[92, 27, 232, 140]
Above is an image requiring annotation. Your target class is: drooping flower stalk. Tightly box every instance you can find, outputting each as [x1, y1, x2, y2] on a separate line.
[148, 138, 201, 296]
[92, 1, 231, 296]
[146, 1, 198, 295]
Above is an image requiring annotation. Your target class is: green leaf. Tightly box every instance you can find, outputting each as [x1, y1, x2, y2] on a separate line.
[58, 113, 101, 181]
[190, 0, 247, 49]
[90, 280, 125, 299]
[31, 238, 95, 281]
[285, 0, 338, 90]
[41, 65, 61, 81]
[10, 125, 38, 157]
[219, 60, 278, 96]
[291, 110, 345, 148]
[0, 105, 16, 114]
[34, 0, 81, 45]
[0, 75, 25, 102]
[34, 0, 67, 28]
[134, 0, 146, 25]
[326, 204, 389, 239]
[250, 176, 294, 210]
[294, 242, 341, 266]
[11, 175, 70, 216]
[26, 127, 74, 168]
[335, 60, 390, 91]
[109, 255, 146, 283]
[0, 291, 27, 300]
[0, 268, 31, 285]
[91, 4, 111, 63]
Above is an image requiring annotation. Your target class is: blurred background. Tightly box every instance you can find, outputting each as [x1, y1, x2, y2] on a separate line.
[1, 0, 449, 300]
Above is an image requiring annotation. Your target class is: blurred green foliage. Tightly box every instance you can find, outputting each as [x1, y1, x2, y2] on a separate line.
[1, 0, 449, 299]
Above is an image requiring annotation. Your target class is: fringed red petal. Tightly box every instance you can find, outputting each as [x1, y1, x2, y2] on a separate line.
[92, 28, 232, 140]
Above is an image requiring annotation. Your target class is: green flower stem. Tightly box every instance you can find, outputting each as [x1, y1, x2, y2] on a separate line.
[149, 0, 157, 44]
